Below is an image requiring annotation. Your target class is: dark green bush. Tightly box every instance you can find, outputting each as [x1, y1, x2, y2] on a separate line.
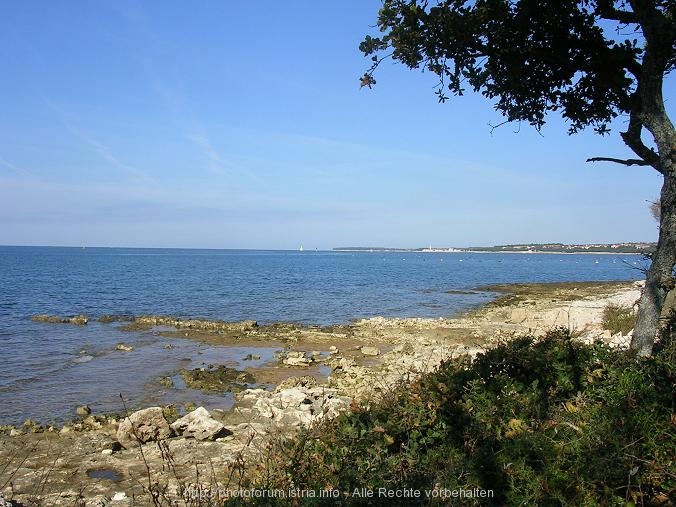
[231, 329, 676, 506]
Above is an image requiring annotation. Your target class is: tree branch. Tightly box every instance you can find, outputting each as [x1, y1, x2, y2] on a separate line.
[586, 156, 651, 166]
[620, 111, 664, 173]
[596, 1, 639, 24]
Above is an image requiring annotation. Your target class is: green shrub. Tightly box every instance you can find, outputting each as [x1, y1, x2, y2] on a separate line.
[602, 304, 635, 335]
[231, 329, 676, 506]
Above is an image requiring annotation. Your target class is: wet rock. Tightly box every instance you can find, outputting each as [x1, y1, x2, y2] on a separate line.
[99, 314, 133, 324]
[116, 407, 172, 449]
[170, 406, 231, 440]
[127, 315, 257, 332]
[180, 366, 255, 392]
[32, 314, 88, 325]
[243, 353, 262, 360]
[83, 415, 103, 430]
[115, 343, 133, 352]
[360, 346, 380, 356]
[76, 404, 91, 416]
[21, 418, 42, 433]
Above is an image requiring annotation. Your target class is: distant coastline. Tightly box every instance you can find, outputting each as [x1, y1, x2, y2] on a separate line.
[334, 242, 654, 255]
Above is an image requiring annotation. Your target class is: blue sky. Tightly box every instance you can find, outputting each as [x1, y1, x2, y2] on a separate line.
[0, 1, 669, 249]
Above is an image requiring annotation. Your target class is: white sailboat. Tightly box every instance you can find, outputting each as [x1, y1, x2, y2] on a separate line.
[299, 245, 304, 252]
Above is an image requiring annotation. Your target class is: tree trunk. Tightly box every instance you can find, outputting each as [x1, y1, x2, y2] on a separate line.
[631, 173, 676, 357]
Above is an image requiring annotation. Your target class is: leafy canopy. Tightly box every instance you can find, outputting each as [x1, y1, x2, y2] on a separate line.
[360, 1, 673, 135]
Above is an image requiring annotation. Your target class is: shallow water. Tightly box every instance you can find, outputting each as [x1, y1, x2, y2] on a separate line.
[0, 246, 645, 425]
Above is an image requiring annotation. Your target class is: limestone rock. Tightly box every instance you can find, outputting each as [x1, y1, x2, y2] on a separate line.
[509, 308, 527, 324]
[115, 343, 133, 352]
[116, 407, 172, 449]
[275, 375, 318, 391]
[283, 351, 312, 367]
[247, 386, 350, 429]
[170, 407, 230, 441]
[360, 346, 380, 356]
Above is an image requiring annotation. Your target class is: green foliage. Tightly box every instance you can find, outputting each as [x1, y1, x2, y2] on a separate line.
[602, 303, 636, 335]
[359, 1, 656, 135]
[234, 329, 676, 506]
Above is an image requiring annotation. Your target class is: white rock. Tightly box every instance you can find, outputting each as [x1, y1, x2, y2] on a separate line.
[284, 356, 311, 367]
[170, 407, 230, 440]
[277, 388, 310, 407]
[111, 492, 127, 501]
[509, 308, 527, 323]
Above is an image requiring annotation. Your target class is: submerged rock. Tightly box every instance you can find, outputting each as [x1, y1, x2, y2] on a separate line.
[116, 407, 172, 449]
[115, 343, 133, 352]
[170, 406, 231, 440]
[32, 314, 88, 325]
[75, 404, 91, 416]
[180, 366, 255, 392]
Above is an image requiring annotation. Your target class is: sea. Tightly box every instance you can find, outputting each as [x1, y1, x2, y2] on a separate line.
[0, 246, 646, 426]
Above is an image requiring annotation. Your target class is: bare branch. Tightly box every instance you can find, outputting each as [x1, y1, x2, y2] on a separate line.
[488, 119, 511, 135]
[586, 156, 651, 166]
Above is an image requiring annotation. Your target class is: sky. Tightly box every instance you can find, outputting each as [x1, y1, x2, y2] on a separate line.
[0, 1, 670, 250]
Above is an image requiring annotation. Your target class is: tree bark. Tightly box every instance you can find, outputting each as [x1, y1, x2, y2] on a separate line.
[625, 2, 675, 356]
[632, 173, 676, 356]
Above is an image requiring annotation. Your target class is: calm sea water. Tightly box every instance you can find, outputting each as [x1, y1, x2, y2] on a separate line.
[0, 246, 645, 425]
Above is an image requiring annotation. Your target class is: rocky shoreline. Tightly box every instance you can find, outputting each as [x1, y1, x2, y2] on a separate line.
[0, 281, 642, 506]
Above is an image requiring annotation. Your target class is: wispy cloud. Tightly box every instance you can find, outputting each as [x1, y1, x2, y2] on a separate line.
[0, 156, 33, 177]
[186, 133, 231, 175]
[38, 94, 160, 187]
